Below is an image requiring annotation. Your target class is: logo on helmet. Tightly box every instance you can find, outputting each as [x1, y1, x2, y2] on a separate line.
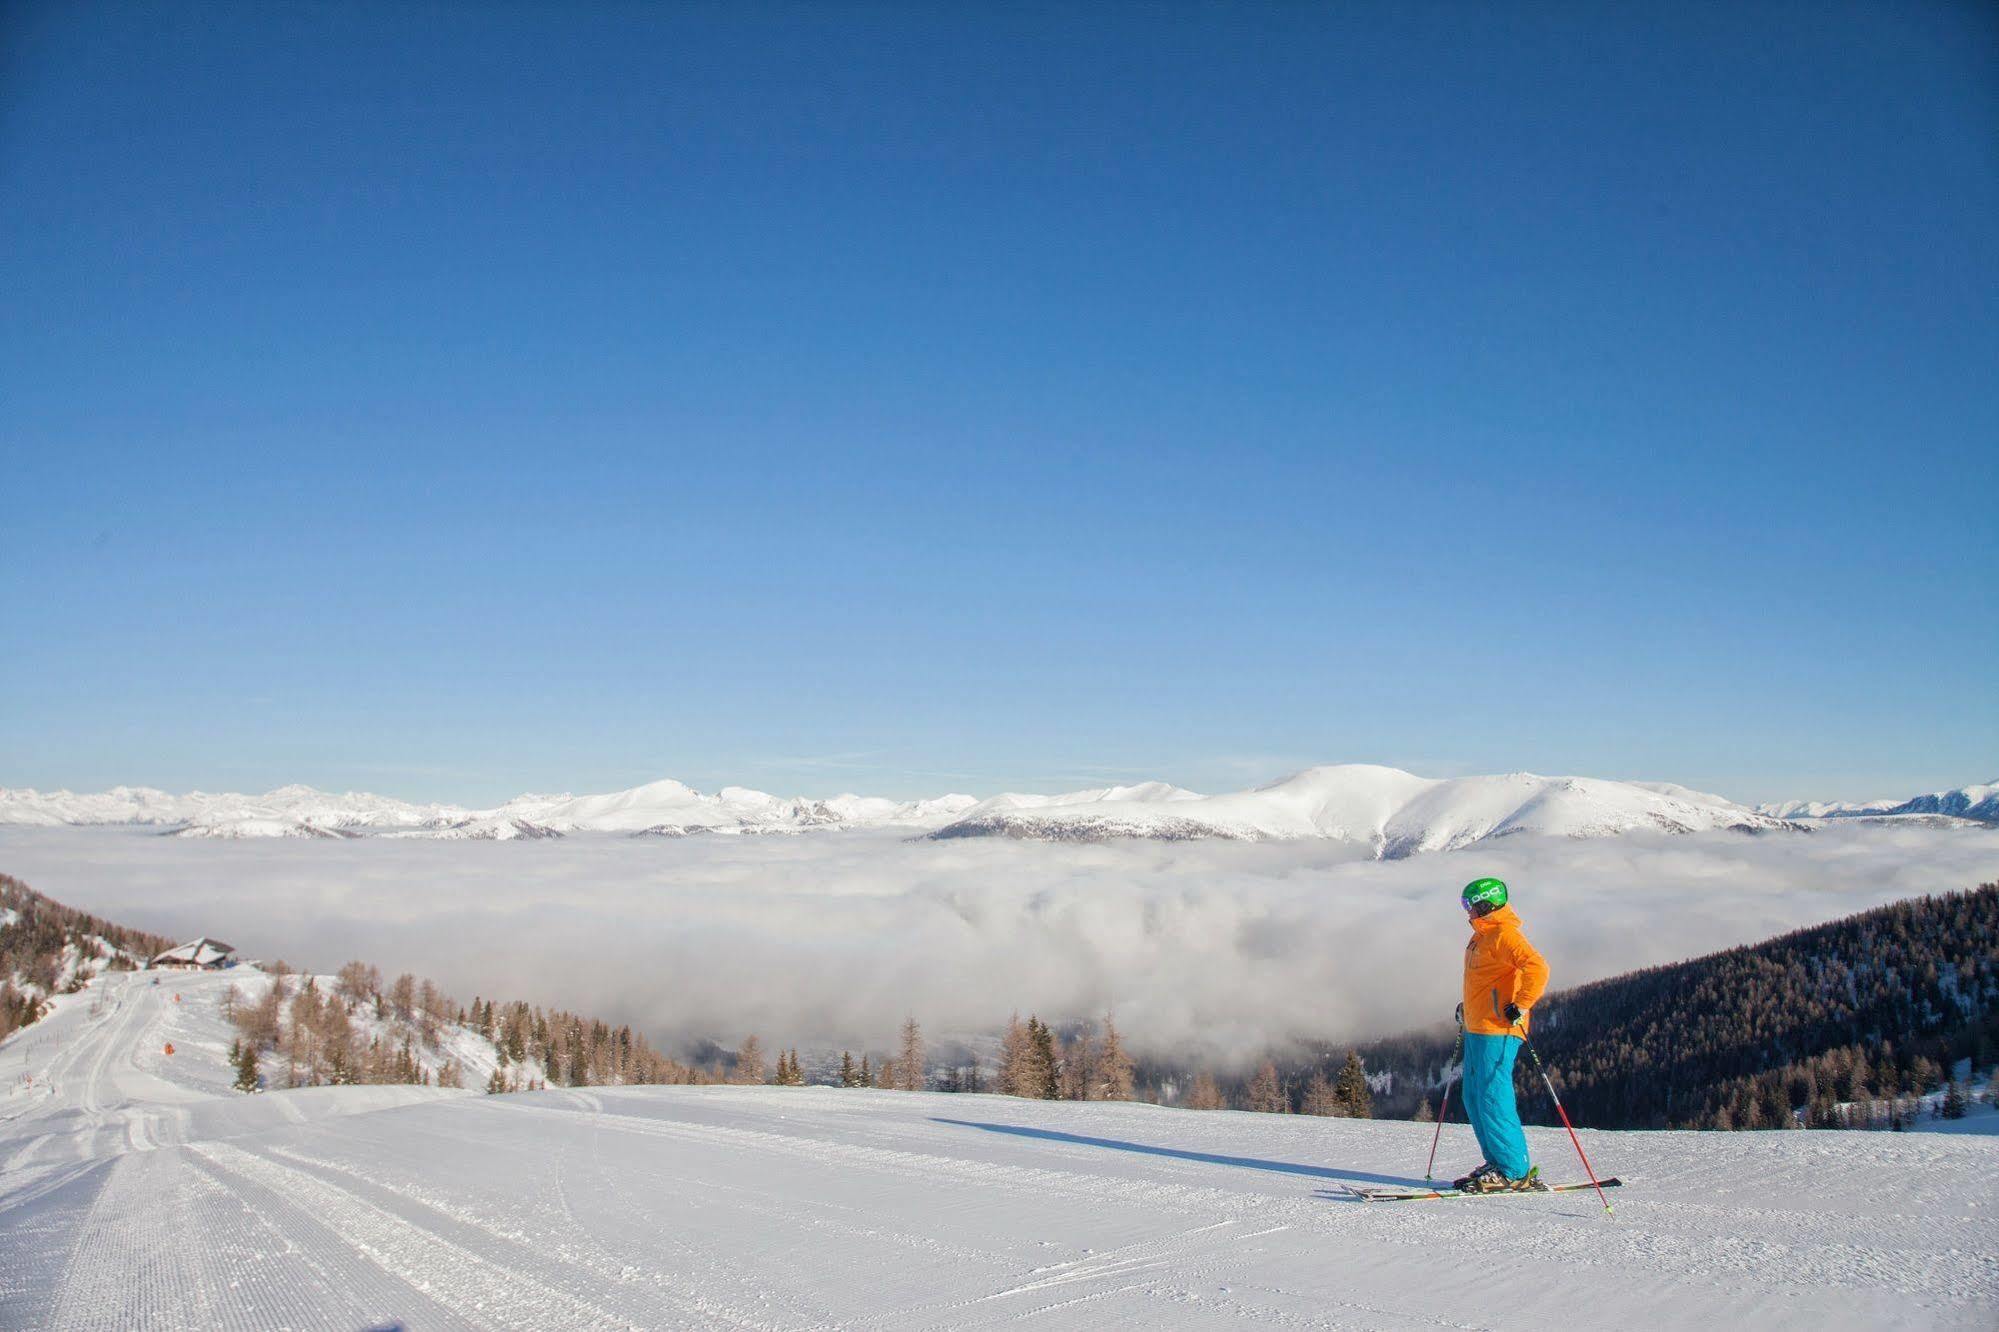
[1461, 877, 1509, 917]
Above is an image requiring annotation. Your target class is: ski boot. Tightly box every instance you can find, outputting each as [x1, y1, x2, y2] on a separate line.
[1455, 1164, 1547, 1194]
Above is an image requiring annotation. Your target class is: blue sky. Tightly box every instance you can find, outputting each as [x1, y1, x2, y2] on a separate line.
[2, 2, 1994, 806]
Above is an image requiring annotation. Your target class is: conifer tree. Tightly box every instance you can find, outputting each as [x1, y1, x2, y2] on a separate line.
[336, 960, 379, 1005]
[1186, 1072, 1225, 1110]
[1940, 1078, 1968, 1119]
[1028, 1018, 1059, 1099]
[1413, 1096, 1434, 1123]
[860, 1053, 871, 1086]
[389, 972, 418, 1023]
[898, 1017, 925, 1092]
[734, 1034, 766, 1085]
[1058, 1032, 1090, 1100]
[1094, 1015, 1135, 1101]
[1246, 1060, 1287, 1114]
[839, 1051, 857, 1087]
[1300, 1069, 1343, 1117]
[1333, 1051, 1373, 1118]
[232, 1040, 261, 1093]
[998, 1014, 1031, 1097]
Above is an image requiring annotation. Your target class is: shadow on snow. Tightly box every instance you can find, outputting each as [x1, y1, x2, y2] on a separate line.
[930, 1118, 1427, 1189]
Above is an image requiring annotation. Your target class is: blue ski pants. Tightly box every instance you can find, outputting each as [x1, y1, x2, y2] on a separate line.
[1459, 1032, 1531, 1180]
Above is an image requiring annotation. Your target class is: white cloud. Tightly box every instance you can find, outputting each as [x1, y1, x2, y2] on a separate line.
[5, 824, 1996, 1064]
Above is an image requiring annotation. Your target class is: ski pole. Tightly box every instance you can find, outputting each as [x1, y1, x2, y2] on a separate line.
[1424, 1004, 1464, 1181]
[1515, 1025, 1614, 1216]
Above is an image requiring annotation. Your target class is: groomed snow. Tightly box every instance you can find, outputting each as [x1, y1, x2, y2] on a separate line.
[3, 970, 1995, 1329]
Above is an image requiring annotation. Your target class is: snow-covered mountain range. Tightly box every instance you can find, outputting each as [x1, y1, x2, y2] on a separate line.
[927, 765, 1801, 855]
[0, 780, 980, 841]
[1757, 780, 1999, 826]
[0, 765, 1815, 856]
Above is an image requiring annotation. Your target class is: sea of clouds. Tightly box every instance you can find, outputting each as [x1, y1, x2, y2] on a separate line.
[6, 823, 1997, 1064]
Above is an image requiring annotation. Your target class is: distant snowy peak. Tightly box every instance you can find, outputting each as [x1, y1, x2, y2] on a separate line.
[929, 765, 1801, 856]
[0, 785, 459, 836]
[0, 779, 981, 839]
[172, 818, 361, 841]
[1759, 780, 1998, 826]
[381, 818, 564, 842]
[818, 793, 980, 825]
[491, 781, 978, 836]
[0, 785, 211, 827]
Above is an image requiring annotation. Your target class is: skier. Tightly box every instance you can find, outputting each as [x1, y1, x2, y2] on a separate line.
[1452, 877, 1551, 1193]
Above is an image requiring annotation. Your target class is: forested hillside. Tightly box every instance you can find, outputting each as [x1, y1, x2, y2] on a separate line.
[0, 873, 173, 1041]
[0, 871, 714, 1092]
[13, 868, 1998, 1128]
[1353, 882, 1999, 1129]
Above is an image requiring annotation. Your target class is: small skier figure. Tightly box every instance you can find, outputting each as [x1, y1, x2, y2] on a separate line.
[1453, 877, 1551, 1193]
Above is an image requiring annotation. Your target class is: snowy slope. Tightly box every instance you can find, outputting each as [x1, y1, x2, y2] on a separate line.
[1762, 780, 1999, 825]
[933, 764, 1800, 855]
[3, 970, 1994, 1329]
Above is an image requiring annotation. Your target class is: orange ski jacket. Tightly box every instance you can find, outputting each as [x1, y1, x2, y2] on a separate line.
[1463, 904, 1550, 1036]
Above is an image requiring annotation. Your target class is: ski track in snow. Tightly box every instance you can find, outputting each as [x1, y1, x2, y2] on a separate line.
[2, 972, 1996, 1329]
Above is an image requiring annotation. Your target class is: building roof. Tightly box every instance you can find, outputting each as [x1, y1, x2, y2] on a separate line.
[150, 937, 236, 967]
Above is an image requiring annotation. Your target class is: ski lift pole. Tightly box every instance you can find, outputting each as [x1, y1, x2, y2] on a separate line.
[1424, 1004, 1464, 1181]
[1515, 1023, 1614, 1216]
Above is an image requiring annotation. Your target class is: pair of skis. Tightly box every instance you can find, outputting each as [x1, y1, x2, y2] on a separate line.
[1340, 1177, 1623, 1203]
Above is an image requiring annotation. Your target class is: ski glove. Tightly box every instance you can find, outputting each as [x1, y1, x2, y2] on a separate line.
[1503, 1003, 1525, 1024]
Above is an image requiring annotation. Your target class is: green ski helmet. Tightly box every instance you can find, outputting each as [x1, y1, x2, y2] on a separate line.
[1461, 877, 1509, 917]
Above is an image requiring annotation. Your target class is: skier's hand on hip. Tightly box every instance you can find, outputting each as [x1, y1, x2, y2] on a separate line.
[1503, 1003, 1525, 1024]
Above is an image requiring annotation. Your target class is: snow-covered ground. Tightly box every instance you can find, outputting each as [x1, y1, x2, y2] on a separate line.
[3, 970, 1995, 1329]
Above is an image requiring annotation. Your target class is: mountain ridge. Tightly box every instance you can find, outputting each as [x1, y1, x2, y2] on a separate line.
[927, 764, 1801, 856]
[1758, 779, 1999, 825]
[32, 765, 1991, 856]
